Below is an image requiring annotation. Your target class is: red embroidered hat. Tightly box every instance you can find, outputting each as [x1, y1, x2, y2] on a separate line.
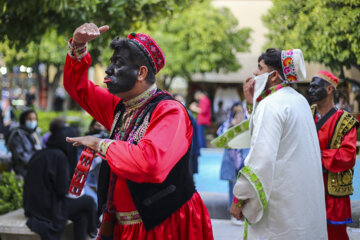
[128, 32, 165, 74]
[314, 70, 338, 88]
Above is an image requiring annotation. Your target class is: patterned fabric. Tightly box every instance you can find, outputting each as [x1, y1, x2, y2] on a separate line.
[115, 210, 142, 225]
[314, 70, 339, 88]
[114, 84, 157, 144]
[98, 139, 116, 157]
[99, 89, 172, 238]
[239, 166, 267, 219]
[232, 196, 245, 208]
[68, 39, 88, 60]
[281, 49, 299, 82]
[128, 32, 165, 74]
[123, 84, 157, 109]
[256, 82, 290, 103]
[211, 120, 249, 148]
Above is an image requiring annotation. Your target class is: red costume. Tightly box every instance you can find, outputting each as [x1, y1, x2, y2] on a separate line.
[314, 107, 358, 240]
[64, 39, 213, 238]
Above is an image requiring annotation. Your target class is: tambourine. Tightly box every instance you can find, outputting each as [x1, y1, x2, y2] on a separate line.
[68, 147, 95, 196]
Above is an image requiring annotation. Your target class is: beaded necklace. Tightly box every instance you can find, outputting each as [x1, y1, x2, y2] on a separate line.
[256, 82, 290, 103]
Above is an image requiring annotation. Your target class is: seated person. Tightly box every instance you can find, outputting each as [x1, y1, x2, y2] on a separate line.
[23, 118, 97, 240]
[6, 109, 43, 177]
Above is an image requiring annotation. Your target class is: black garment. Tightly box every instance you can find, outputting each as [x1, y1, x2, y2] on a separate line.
[23, 148, 69, 240]
[188, 110, 199, 174]
[24, 126, 97, 240]
[66, 196, 98, 239]
[6, 127, 42, 177]
[97, 91, 196, 230]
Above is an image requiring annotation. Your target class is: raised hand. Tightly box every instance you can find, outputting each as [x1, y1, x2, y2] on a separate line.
[243, 76, 255, 105]
[66, 136, 101, 152]
[72, 23, 109, 46]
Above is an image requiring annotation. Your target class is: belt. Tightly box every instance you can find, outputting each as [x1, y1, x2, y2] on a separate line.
[116, 210, 142, 225]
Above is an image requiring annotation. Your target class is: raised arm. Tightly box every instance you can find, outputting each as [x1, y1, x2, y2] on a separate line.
[63, 23, 121, 130]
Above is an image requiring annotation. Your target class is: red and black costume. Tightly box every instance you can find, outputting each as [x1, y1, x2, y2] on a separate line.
[64, 32, 213, 239]
[313, 105, 358, 240]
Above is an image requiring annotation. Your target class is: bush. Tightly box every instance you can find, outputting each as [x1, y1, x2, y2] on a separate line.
[36, 111, 93, 136]
[12, 109, 93, 136]
[0, 172, 23, 215]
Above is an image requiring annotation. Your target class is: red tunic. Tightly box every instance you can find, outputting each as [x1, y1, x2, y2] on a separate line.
[315, 109, 357, 225]
[64, 53, 213, 239]
[197, 95, 211, 126]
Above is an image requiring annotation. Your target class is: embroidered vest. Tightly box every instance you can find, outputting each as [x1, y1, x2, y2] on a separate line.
[97, 92, 196, 230]
[311, 105, 359, 197]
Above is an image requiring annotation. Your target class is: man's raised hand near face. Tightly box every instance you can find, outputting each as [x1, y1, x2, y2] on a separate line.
[243, 76, 255, 105]
[72, 23, 109, 46]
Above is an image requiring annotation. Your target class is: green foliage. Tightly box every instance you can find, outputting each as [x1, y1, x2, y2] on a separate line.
[0, 172, 23, 215]
[115, 0, 251, 88]
[36, 110, 93, 136]
[262, 0, 360, 71]
[0, 0, 199, 65]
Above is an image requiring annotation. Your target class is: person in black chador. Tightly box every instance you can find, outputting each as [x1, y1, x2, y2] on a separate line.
[23, 118, 97, 240]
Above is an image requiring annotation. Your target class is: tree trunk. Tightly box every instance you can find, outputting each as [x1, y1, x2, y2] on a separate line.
[46, 64, 63, 111]
[340, 66, 360, 87]
[33, 62, 42, 110]
[163, 76, 175, 91]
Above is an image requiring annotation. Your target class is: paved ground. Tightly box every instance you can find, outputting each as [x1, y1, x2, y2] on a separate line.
[211, 219, 360, 240]
[211, 219, 243, 240]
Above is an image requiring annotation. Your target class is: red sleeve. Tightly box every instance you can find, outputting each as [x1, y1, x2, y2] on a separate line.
[199, 97, 210, 115]
[63, 52, 121, 130]
[322, 127, 357, 172]
[105, 100, 193, 183]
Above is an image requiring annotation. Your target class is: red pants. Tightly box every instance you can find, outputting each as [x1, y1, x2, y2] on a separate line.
[327, 224, 348, 240]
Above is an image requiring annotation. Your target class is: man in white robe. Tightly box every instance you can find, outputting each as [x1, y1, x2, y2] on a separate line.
[230, 48, 327, 239]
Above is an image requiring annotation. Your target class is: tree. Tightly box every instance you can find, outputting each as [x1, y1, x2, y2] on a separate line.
[121, 0, 251, 90]
[262, 0, 360, 83]
[0, 0, 198, 62]
[0, 0, 198, 109]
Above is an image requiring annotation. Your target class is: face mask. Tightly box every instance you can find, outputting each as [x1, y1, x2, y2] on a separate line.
[25, 120, 37, 130]
[252, 71, 274, 105]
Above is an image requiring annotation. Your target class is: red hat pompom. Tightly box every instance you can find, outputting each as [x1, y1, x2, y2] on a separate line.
[128, 32, 137, 39]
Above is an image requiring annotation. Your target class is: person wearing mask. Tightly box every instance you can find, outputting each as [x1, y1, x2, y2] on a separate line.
[217, 102, 249, 225]
[6, 109, 42, 177]
[23, 118, 98, 240]
[230, 49, 327, 239]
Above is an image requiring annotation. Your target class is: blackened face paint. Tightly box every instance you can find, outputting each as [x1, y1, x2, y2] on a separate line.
[308, 77, 329, 103]
[104, 48, 138, 94]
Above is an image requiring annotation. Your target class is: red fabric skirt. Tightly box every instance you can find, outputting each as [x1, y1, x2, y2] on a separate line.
[113, 192, 214, 240]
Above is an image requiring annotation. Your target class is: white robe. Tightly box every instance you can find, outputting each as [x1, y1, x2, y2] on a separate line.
[233, 87, 327, 240]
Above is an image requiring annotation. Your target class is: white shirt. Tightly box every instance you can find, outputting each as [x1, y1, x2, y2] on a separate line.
[233, 87, 327, 240]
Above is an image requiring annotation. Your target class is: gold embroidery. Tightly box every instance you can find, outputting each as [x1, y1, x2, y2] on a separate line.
[327, 111, 358, 197]
[115, 210, 142, 225]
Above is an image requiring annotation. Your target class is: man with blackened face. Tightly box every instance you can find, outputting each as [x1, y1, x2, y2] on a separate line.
[308, 75, 334, 105]
[308, 71, 358, 240]
[104, 37, 156, 97]
[63, 23, 213, 239]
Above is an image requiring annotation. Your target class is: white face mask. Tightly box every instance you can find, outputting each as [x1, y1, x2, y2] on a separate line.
[25, 120, 38, 131]
[252, 71, 274, 105]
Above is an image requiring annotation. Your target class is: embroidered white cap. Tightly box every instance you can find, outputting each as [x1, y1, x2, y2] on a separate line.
[281, 49, 306, 82]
